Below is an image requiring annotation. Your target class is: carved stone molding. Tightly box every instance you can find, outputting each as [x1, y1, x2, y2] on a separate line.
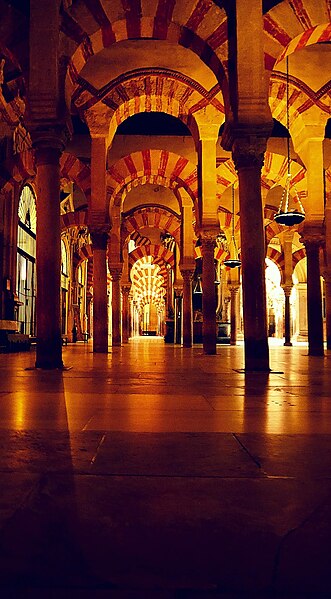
[282, 284, 293, 297]
[180, 269, 194, 283]
[31, 125, 71, 160]
[232, 136, 267, 171]
[90, 228, 109, 251]
[121, 284, 131, 296]
[200, 230, 217, 253]
[109, 266, 123, 282]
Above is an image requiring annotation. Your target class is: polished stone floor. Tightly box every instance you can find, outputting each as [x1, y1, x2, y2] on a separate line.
[0, 337, 331, 598]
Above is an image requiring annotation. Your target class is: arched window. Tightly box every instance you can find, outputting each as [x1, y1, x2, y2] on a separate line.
[17, 185, 37, 335]
[61, 239, 68, 277]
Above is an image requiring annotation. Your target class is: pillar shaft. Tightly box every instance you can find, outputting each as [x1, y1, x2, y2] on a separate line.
[35, 146, 63, 369]
[181, 269, 194, 348]
[229, 286, 239, 346]
[121, 285, 131, 344]
[201, 233, 217, 355]
[325, 278, 331, 351]
[233, 140, 269, 371]
[110, 268, 122, 346]
[302, 236, 324, 356]
[91, 232, 109, 353]
[283, 287, 293, 347]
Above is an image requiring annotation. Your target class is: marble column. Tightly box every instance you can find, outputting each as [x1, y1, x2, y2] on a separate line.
[283, 286, 293, 347]
[301, 234, 324, 356]
[121, 284, 131, 344]
[233, 139, 269, 371]
[34, 142, 63, 369]
[90, 230, 109, 353]
[201, 232, 217, 355]
[229, 285, 239, 346]
[110, 267, 122, 346]
[180, 268, 194, 348]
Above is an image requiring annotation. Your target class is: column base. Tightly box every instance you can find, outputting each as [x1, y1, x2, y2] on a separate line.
[36, 340, 63, 369]
[308, 347, 325, 357]
[182, 341, 192, 348]
[93, 341, 109, 353]
[244, 338, 270, 372]
[203, 345, 216, 355]
[35, 358, 64, 369]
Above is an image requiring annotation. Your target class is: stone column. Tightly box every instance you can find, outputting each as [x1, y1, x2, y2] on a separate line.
[201, 231, 217, 355]
[121, 284, 131, 344]
[295, 283, 308, 341]
[282, 231, 294, 347]
[282, 286, 293, 346]
[109, 266, 122, 346]
[90, 230, 109, 353]
[180, 268, 194, 348]
[34, 141, 64, 369]
[173, 285, 183, 345]
[301, 232, 324, 356]
[324, 274, 331, 351]
[229, 285, 239, 346]
[232, 138, 269, 371]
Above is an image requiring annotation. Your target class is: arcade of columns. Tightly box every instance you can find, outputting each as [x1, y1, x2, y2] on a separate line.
[0, 0, 330, 371]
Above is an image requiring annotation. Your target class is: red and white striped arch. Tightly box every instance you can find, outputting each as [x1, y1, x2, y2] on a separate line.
[266, 247, 284, 275]
[64, 1, 229, 100]
[108, 150, 198, 208]
[75, 71, 224, 135]
[60, 209, 88, 231]
[129, 244, 174, 271]
[292, 247, 306, 268]
[122, 206, 181, 245]
[263, 0, 331, 71]
[60, 153, 91, 202]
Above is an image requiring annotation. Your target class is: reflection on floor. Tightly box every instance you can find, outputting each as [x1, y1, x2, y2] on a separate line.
[0, 338, 331, 597]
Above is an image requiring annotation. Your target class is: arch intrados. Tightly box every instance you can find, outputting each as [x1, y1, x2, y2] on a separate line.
[66, 17, 228, 104]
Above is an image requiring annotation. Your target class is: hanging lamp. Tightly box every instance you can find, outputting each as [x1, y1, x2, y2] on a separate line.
[193, 275, 202, 294]
[274, 55, 305, 226]
[224, 186, 241, 268]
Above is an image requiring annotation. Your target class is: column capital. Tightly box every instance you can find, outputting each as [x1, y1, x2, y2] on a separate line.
[232, 136, 268, 170]
[90, 226, 110, 250]
[180, 268, 194, 283]
[109, 264, 123, 281]
[299, 224, 325, 249]
[200, 228, 218, 252]
[282, 284, 293, 297]
[31, 125, 71, 162]
[228, 284, 240, 294]
[121, 284, 131, 296]
[322, 271, 331, 284]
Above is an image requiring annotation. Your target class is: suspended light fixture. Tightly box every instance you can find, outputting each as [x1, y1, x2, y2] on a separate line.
[274, 55, 305, 226]
[224, 186, 241, 268]
[193, 275, 202, 294]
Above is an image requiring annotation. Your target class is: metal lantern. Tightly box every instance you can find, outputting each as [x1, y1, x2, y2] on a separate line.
[274, 56, 305, 227]
[224, 186, 241, 269]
